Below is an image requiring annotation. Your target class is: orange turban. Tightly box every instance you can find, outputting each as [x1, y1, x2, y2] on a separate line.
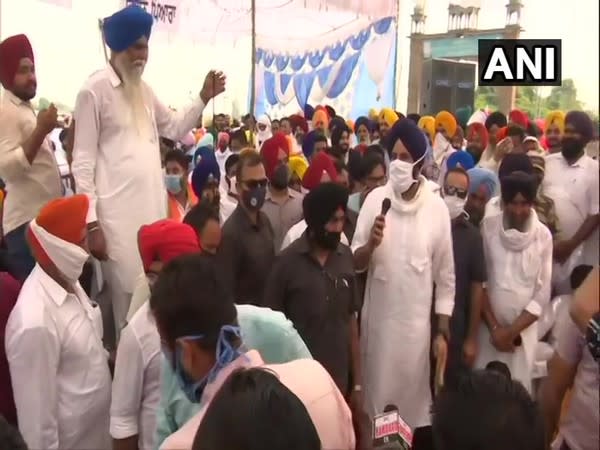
[0, 34, 33, 90]
[138, 220, 199, 271]
[36, 195, 89, 244]
[346, 119, 355, 132]
[435, 111, 458, 137]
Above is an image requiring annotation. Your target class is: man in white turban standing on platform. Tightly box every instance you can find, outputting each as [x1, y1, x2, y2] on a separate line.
[71, 4, 226, 349]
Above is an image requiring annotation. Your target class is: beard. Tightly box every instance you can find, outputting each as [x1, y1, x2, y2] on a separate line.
[113, 56, 152, 137]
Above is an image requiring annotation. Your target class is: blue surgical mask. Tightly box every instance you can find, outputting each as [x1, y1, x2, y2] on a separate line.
[162, 325, 244, 403]
[165, 174, 183, 194]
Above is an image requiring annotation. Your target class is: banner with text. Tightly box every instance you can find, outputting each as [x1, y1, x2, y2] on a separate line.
[125, 0, 181, 33]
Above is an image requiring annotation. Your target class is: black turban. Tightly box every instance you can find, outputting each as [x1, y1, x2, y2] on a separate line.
[565, 111, 594, 145]
[303, 182, 348, 231]
[386, 118, 427, 161]
[498, 153, 533, 180]
[406, 113, 421, 124]
[485, 111, 508, 131]
[501, 171, 537, 203]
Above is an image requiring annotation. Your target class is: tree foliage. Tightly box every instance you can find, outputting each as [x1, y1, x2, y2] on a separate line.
[474, 78, 592, 119]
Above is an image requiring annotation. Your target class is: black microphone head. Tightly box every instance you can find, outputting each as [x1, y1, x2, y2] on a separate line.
[383, 404, 398, 413]
[381, 198, 391, 216]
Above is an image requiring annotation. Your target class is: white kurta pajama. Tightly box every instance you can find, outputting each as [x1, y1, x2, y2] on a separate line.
[475, 210, 552, 393]
[72, 65, 206, 338]
[351, 178, 455, 429]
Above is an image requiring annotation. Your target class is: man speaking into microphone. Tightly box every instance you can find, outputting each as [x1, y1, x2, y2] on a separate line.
[352, 119, 455, 443]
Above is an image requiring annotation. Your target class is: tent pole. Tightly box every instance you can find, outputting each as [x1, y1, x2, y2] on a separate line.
[250, 0, 256, 116]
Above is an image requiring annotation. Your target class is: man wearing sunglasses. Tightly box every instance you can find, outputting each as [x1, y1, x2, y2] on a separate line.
[218, 151, 275, 305]
[442, 167, 486, 383]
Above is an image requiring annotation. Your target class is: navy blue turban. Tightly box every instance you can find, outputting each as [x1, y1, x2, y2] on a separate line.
[386, 118, 427, 162]
[103, 5, 153, 52]
[191, 147, 220, 196]
[354, 116, 371, 134]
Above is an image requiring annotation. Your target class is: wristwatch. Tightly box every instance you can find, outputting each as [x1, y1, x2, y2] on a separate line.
[353, 385, 362, 392]
[585, 312, 600, 363]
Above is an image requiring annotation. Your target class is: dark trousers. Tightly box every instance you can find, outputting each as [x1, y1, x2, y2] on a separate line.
[413, 426, 435, 450]
[4, 223, 35, 281]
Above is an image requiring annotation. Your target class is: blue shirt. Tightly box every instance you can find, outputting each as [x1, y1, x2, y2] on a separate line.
[153, 304, 312, 449]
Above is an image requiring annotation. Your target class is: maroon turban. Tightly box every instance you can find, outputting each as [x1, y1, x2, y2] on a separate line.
[0, 34, 33, 90]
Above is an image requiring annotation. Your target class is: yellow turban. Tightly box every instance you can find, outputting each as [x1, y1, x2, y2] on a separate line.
[289, 155, 309, 179]
[346, 119, 355, 132]
[417, 115, 436, 142]
[379, 108, 399, 127]
[368, 108, 379, 120]
[435, 110, 457, 137]
[545, 110, 565, 133]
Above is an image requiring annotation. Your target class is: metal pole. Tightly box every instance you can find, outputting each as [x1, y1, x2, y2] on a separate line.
[250, 0, 256, 116]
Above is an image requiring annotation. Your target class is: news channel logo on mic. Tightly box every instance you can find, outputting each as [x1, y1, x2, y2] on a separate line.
[372, 406, 412, 449]
[477, 39, 561, 87]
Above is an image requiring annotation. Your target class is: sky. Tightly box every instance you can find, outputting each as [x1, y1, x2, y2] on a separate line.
[1, 0, 598, 113]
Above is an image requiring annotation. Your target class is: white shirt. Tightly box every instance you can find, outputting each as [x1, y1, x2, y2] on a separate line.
[543, 152, 599, 265]
[280, 219, 349, 252]
[72, 65, 206, 292]
[5, 265, 111, 450]
[351, 181, 455, 428]
[0, 91, 62, 233]
[111, 302, 161, 450]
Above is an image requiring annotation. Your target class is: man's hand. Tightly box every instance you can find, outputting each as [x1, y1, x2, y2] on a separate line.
[553, 239, 575, 264]
[200, 70, 226, 104]
[462, 337, 478, 367]
[368, 215, 385, 249]
[88, 224, 108, 261]
[36, 104, 58, 135]
[349, 390, 371, 450]
[490, 326, 516, 353]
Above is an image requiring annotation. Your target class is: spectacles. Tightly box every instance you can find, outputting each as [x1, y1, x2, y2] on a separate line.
[241, 178, 268, 189]
[444, 185, 468, 199]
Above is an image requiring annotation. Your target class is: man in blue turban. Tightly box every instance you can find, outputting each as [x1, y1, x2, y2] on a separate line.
[465, 167, 499, 226]
[70, 4, 228, 351]
[191, 148, 221, 220]
[351, 116, 455, 435]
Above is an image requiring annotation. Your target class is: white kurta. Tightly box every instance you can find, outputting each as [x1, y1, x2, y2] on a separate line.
[475, 211, 553, 392]
[5, 265, 111, 450]
[72, 65, 206, 331]
[351, 180, 455, 429]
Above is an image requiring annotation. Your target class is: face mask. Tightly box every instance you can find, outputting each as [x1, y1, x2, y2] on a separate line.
[162, 325, 244, 403]
[242, 186, 267, 211]
[444, 195, 467, 219]
[561, 137, 584, 159]
[165, 174, 183, 194]
[312, 228, 341, 250]
[270, 164, 290, 190]
[389, 159, 419, 196]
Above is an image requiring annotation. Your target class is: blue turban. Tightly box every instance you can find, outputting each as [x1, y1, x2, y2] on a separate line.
[191, 147, 220, 196]
[467, 167, 499, 198]
[386, 119, 427, 161]
[302, 130, 327, 159]
[304, 104, 315, 120]
[446, 151, 475, 171]
[103, 5, 153, 52]
[354, 116, 370, 134]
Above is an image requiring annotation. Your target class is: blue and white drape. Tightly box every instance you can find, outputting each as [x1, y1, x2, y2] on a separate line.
[253, 16, 397, 119]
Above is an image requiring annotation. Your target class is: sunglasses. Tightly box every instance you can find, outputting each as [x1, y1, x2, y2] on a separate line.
[241, 178, 268, 189]
[444, 185, 468, 199]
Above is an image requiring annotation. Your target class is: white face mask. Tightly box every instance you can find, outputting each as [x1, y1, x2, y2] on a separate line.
[30, 220, 89, 283]
[389, 154, 424, 196]
[443, 195, 467, 219]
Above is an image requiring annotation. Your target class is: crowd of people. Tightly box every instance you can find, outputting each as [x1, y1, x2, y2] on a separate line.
[0, 4, 599, 450]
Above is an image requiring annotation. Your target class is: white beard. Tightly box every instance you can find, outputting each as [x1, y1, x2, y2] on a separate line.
[114, 57, 153, 137]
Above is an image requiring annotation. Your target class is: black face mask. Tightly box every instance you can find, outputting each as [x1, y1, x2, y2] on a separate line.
[312, 228, 341, 250]
[242, 186, 267, 211]
[561, 137, 584, 160]
[270, 164, 290, 190]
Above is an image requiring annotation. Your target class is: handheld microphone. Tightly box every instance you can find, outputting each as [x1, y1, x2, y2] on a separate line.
[372, 404, 412, 449]
[381, 198, 391, 216]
